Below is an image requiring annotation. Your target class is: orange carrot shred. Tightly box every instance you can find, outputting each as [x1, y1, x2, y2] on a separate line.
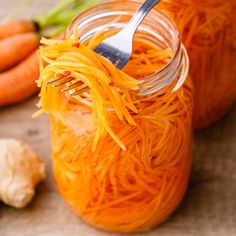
[118, 0, 236, 128]
[37, 28, 193, 233]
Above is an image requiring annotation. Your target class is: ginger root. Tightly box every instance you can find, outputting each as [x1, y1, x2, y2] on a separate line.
[0, 139, 46, 208]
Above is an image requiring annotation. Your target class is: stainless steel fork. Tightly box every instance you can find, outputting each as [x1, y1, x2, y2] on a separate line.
[94, 0, 160, 69]
[47, 0, 160, 95]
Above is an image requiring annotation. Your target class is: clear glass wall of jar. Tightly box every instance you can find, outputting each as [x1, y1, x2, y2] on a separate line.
[160, 0, 236, 129]
[117, 0, 236, 129]
[49, 1, 193, 233]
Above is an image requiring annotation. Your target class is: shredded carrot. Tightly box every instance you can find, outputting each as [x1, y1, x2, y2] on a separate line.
[38, 28, 193, 232]
[119, 0, 236, 128]
[159, 0, 236, 128]
[38, 37, 139, 150]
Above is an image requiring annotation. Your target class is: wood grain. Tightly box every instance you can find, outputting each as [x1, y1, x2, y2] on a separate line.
[0, 1, 235, 236]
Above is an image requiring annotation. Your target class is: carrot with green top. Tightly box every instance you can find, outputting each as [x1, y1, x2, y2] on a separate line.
[0, 0, 101, 107]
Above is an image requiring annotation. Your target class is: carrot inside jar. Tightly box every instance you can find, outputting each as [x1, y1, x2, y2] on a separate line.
[117, 0, 236, 128]
[37, 2, 193, 233]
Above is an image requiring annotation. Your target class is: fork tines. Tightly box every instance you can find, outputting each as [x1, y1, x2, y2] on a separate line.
[46, 74, 89, 96]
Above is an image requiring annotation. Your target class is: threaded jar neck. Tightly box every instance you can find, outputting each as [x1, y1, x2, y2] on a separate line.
[66, 1, 189, 96]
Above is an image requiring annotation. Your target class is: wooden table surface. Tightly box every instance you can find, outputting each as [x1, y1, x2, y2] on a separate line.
[0, 1, 236, 236]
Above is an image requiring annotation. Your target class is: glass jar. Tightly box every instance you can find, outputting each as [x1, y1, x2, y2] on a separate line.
[50, 1, 193, 233]
[118, 0, 236, 129]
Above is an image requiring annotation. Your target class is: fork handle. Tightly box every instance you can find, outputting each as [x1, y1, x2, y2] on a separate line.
[123, 0, 160, 35]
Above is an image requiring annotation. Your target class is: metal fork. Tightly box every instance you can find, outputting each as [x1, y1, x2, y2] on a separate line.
[47, 0, 160, 95]
[94, 0, 160, 69]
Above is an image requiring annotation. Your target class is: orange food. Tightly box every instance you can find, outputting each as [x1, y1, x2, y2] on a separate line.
[159, 0, 236, 128]
[0, 33, 39, 72]
[0, 51, 39, 106]
[37, 25, 193, 232]
[118, 0, 236, 128]
[0, 19, 37, 40]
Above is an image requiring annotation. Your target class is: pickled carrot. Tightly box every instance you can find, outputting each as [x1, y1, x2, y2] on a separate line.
[37, 31, 193, 232]
[158, 0, 236, 128]
[118, 0, 236, 128]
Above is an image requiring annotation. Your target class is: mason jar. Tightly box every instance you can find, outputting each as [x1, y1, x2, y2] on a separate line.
[49, 1, 193, 233]
[117, 0, 236, 129]
[160, 0, 236, 129]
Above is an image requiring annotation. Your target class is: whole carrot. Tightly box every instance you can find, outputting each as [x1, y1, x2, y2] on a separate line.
[0, 0, 101, 107]
[0, 33, 39, 72]
[0, 19, 37, 40]
[0, 51, 39, 107]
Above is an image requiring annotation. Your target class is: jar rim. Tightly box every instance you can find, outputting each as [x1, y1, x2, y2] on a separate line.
[66, 1, 188, 95]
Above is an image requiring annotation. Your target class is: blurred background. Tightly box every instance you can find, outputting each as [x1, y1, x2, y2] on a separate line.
[0, 0, 235, 236]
